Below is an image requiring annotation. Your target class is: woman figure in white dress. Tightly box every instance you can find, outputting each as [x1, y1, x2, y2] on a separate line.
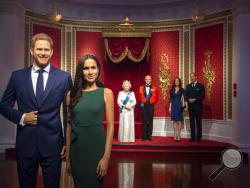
[117, 80, 136, 142]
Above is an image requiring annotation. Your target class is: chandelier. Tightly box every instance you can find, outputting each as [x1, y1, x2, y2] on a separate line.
[191, 0, 206, 23]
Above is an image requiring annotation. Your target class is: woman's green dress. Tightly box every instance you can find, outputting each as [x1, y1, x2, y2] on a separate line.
[70, 88, 106, 188]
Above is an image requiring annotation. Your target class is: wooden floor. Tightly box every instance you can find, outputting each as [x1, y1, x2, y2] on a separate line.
[0, 152, 249, 188]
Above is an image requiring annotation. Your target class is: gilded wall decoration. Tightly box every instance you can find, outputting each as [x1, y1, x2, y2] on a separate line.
[25, 10, 232, 120]
[202, 50, 216, 100]
[158, 53, 171, 100]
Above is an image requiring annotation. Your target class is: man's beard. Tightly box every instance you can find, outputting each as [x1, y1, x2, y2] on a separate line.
[34, 56, 50, 68]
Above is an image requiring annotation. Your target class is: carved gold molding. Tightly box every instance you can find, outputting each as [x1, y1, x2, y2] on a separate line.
[202, 49, 216, 100]
[104, 39, 150, 63]
[102, 27, 151, 38]
[158, 54, 171, 100]
[25, 10, 231, 28]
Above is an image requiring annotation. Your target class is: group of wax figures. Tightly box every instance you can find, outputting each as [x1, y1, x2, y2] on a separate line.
[118, 74, 205, 143]
[117, 76, 159, 142]
[0, 33, 204, 188]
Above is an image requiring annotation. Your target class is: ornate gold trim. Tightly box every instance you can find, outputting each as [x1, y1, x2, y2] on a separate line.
[202, 50, 216, 100]
[25, 9, 231, 28]
[65, 31, 72, 73]
[61, 26, 66, 71]
[158, 54, 171, 100]
[102, 27, 151, 38]
[104, 38, 150, 63]
[104, 39, 128, 63]
[227, 21, 232, 119]
[127, 39, 150, 63]
[24, 22, 30, 67]
[183, 31, 190, 87]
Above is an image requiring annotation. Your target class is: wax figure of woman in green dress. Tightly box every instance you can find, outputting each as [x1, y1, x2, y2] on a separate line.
[65, 54, 114, 188]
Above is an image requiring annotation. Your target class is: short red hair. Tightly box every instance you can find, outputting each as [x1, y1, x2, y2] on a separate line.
[31, 33, 53, 48]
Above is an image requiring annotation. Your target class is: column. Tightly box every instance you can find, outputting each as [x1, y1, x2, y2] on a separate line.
[232, 0, 250, 154]
[0, 0, 25, 153]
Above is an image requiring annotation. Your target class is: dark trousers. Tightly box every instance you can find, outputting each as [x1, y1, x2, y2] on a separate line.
[16, 147, 62, 188]
[142, 103, 154, 140]
[189, 109, 202, 140]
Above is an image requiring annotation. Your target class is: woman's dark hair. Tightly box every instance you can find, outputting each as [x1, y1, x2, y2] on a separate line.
[70, 54, 104, 110]
[171, 77, 182, 90]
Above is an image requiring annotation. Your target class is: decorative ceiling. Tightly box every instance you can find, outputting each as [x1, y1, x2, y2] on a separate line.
[20, 0, 233, 21]
[50, 0, 189, 6]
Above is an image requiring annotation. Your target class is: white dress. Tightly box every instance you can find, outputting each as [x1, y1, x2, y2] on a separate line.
[118, 162, 135, 188]
[117, 91, 136, 142]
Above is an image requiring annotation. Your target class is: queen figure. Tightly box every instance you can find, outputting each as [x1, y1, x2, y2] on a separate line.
[117, 80, 136, 142]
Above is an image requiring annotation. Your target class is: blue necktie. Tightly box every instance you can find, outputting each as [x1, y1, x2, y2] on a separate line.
[36, 69, 44, 105]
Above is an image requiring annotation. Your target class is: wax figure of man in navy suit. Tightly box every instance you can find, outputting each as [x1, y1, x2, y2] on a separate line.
[185, 73, 205, 142]
[138, 75, 159, 141]
[0, 33, 72, 188]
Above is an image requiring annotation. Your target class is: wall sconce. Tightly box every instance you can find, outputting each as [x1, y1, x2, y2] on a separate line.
[48, 11, 62, 23]
[191, 0, 205, 23]
[48, 3, 62, 23]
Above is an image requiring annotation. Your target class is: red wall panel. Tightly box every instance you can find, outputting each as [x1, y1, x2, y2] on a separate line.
[76, 31, 105, 80]
[151, 31, 180, 117]
[195, 23, 224, 119]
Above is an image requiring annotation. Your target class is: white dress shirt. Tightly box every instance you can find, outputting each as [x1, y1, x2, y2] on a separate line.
[145, 86, 150, 95]
[31, 63, 50, 94]
[19, 64, 50, 125]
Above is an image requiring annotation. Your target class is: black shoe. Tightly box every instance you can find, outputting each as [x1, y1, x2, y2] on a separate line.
[197, 139, 202, 143]
[189, 139, 194, 142]
[142, 138, 147, 141]
[148, 137, 152, 141]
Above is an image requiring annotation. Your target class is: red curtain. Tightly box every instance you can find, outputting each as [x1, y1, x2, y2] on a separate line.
[105, 38, 149, 63]
[103, 57, 150, 122]
[127, 38, 149, 59]
[105, 38, 127, 59]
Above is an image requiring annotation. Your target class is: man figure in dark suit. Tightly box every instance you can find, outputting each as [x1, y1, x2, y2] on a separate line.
[185, 73, 205, 142]
[0, 33, 72, 188]
[138, 75, 159, 141]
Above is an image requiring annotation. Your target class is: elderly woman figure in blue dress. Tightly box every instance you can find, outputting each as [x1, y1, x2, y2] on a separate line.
[117, 80, 137, 142]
